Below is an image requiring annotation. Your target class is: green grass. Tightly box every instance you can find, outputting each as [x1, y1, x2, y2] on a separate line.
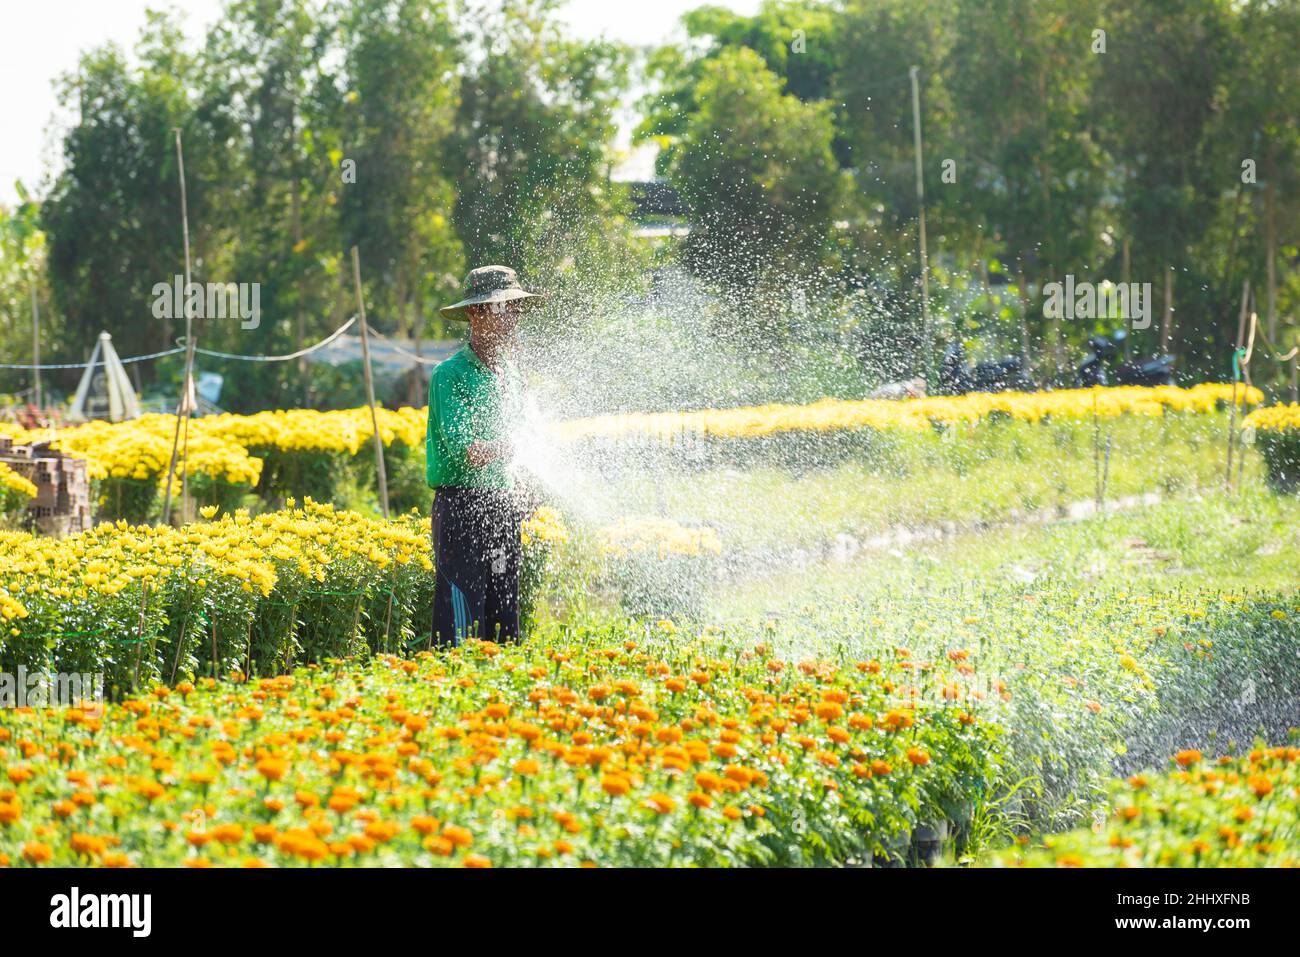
[650, 479, 1300, 833]
[565, 412, 1254, 552]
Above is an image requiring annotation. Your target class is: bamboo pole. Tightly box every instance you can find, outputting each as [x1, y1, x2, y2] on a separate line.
[351, 246, 390, 520]
[30, 279, 41, 410]
[910, 66, 930, 383]
[1266, 175, 1277, 343]
[162, 128, 197, 526]
[1225, 281, 1249, 490]
[1161, 266, 1173, 354]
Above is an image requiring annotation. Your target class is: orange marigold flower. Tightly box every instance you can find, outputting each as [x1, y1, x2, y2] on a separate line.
[424, 836, 454, 856]
[442, 824, 473, 848]
[256, 757, 288, 781]
[814, 702, 842, 721]
[600, 774, 631, 797]
[1248, 774, 1273, 798]
[643, 793, 675, 814]
[695, 771, 722, 792]
[22, 842, 52, 864]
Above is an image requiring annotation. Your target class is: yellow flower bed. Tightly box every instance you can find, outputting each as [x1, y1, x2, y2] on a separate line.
[199, 406, 426, 455]
[552, 383, 1261, 442]
[600, 517, 722, 559]
[1242, 402, 1300, 433]
[1242, 403, 1300, 492]
[521, 505, 570, 547]
[0, 407, 431, 489]
[0, 499, 432, 613]
[0, 384, 1258, 490]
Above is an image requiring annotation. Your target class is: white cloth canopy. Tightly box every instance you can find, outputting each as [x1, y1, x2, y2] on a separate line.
[69, 332, 141, 422]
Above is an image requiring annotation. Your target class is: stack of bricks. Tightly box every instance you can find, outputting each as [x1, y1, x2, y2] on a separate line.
[0, 437, 92, 537]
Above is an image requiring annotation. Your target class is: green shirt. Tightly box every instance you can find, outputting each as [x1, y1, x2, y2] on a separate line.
[426, 345, 523, 489]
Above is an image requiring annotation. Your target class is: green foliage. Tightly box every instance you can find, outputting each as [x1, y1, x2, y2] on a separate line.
[670, 47, 847, 317]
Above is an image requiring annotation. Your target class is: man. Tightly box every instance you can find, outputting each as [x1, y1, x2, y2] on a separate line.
[427, 265, 538, 647]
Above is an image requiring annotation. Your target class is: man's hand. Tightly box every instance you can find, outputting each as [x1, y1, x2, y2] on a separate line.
[466, 439, 512, 468]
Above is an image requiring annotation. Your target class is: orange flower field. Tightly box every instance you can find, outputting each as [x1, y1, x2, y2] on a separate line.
[0, 635, 997, 867]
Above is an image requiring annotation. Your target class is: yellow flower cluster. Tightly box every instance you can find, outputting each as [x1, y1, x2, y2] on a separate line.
[600, 517, 723, 559]
[200, 406, 426, 455]
[0, 416, 262, 489]
[0, 406, 429, 493]
[0, 500, 432, 614]
[521, 506, 570, 547]
[0, 463, 37, 499]
[1242, 402, 1300, 433]
[551, 383, 1263, 443]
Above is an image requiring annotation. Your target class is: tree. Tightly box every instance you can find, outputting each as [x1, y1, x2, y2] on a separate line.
[668, 47, 846, 326]
[0, 191, 55, 402]
[203, 0, 341, 407]
[42, 12, 232, 378]
[944, 0, 1108, 378]
[1093, 0, 1233, 372]
[329, 0, 464, 346]
[638, 0, 840, 192]
[1212, 0, 1300, 393]
[445, 0, 638, 331]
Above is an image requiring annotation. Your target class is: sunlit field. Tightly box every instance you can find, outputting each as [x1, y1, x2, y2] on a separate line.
[4, 386, 1299, 868]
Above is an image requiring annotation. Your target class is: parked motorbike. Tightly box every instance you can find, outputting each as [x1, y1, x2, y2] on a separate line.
[938, 342, 1034, 395]
[1076, 330, 1175, 387]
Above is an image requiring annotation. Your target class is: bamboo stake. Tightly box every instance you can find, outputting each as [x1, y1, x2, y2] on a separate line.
[1093, 391, 1101, 508]
[910, 66, 930, 383]
[1236, 305, 1258, 491]
[1100, 435, 1112, 508]
[1161, 266, 1173, 354]
[30, 279, 41, 410]
[350, 246, 390, 519]
[1226, 281, 1250, 490]
[163, 128, 197, 526]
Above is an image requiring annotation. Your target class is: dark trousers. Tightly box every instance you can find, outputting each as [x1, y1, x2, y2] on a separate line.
[431, 486, 523, 648]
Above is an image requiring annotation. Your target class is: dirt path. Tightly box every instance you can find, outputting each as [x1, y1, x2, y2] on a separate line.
[718, 490, 1165, 581]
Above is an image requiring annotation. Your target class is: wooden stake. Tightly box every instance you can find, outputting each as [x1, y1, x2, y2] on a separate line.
[30, 279, 41, 410]
[163, 128, 197, 526]
[1226, 281, 1250, 490]
[910, 66, 930, 383]
[351, 246, 390, 520]
[1161, 266, 1173, 354]
[1093, 391, 1101, 508]
[1266, 174, 1277, 343]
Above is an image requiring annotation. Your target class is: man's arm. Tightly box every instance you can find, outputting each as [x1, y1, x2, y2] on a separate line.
[466, 439, 511, 468]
